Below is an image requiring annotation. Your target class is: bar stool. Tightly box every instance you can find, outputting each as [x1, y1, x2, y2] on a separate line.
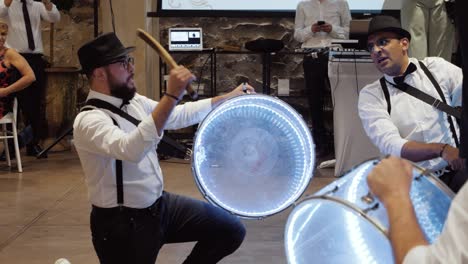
[0, 97, 22, 172]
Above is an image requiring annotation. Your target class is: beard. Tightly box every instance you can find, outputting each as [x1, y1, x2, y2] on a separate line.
[107, 72, 136, 104]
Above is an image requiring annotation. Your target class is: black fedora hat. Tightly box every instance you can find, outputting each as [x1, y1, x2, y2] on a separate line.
[78, 32, 135, 73]
[368, 15, 411, 41]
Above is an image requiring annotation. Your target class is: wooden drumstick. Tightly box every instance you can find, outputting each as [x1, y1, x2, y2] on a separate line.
[136, 28, 198, 100]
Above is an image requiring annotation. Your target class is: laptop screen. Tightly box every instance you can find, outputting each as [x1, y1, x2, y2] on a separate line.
[169, 28, 203, 51]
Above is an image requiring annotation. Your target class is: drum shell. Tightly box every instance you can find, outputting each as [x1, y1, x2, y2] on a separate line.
[285, 159, 454, 263]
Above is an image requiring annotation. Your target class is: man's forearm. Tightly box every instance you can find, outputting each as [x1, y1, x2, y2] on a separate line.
[401, 141, 445, 162]
[385, 196, 429, 264]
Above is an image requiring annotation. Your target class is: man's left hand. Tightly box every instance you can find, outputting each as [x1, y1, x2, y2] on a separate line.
[320, 23, 332, 33]
[226, 83, 255, 99]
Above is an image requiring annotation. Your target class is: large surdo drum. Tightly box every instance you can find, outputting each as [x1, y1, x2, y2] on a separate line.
[192, 94, 315, 219]
[284, 159, 454, 264]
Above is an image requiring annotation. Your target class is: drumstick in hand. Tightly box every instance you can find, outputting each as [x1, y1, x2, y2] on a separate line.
[136, 28, 199, 100]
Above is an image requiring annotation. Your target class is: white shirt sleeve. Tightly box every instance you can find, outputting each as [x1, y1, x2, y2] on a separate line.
[358, 82, 408, 156]
[0, 2, 8, 17]
[329, 1, 351, 39]
[73, 109, 158, 163]
[165, 98, 212, 130]
[37, 2, 60, 23]
[294, 2, 313, 43]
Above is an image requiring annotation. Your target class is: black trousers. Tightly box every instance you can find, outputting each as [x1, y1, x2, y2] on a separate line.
[17, 53, 47, 145]
[90, 191, 246, 264]
[303, 52, 332, 151]
[439, 169, 468, 193]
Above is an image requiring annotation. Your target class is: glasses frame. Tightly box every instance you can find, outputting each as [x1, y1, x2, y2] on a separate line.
[367, 37, 402, 53]
[108, 56, 135, 70]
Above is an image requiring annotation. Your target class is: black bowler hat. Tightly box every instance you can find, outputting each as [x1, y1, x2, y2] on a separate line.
[78, 32, 135, 73]
[367, 15, 411, 41]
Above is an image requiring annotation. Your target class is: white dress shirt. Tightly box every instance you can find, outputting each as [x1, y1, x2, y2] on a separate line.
[73, 90, 212, 208]
[294, 0, 351, 48]
[358, 57, 462, 172]
[0, 0, 60, 54]
[403, 182, 468, 263]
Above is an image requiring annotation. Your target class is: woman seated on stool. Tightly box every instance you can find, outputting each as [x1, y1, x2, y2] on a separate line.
[0, 18, 35, 157]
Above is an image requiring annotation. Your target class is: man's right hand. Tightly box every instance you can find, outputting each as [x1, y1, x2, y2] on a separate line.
[441, 145, 465, 171]
[367, 156, 414, 206]
[166, 66, 195, 100]
[4, 0, 12, 7]
[311, 23, 321, 33]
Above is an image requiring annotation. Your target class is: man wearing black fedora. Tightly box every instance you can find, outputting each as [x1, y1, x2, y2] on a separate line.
[364, 8, 468, 264]
[73, 32, 253, 264]
[358, 15, 465, 192]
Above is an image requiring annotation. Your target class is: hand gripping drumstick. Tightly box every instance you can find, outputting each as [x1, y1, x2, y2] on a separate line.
[136, 28, 199, 100]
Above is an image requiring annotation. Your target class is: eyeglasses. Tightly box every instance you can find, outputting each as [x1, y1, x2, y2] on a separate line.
[111, 56, 134, 70]
[367, 38, 398, 53]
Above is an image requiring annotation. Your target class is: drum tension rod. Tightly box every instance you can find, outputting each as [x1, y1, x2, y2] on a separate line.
[323, 185, 339, 196]
[361, 191, 375, 204]
[363, 202, 379, 213]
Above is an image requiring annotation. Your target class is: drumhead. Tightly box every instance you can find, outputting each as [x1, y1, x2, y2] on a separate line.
[192, 95, 315, 218]
[314, 159, 453, 243]
[285, 197, 393, 264]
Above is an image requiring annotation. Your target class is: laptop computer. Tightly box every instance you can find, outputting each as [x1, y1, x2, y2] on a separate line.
[168, 28, 203, 51]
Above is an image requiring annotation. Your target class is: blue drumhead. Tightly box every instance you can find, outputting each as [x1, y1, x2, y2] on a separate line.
[285, 198, 394, 264]
[314, 159, 453, 243]
[192, 95, 315, 218]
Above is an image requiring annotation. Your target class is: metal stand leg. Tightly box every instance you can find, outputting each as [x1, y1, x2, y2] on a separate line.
[37, 127, 73, 159]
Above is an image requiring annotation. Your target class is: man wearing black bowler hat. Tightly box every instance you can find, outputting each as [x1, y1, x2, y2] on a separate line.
[358, 15, 466, 192]
[364, 6, 468, 264]
[73, 32, 254, 264]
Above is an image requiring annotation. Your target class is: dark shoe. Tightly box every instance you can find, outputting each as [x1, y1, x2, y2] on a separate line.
[26, 144, 47, 158]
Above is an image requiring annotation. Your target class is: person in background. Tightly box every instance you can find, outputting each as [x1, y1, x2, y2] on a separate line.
[74, 33, 251, 264]
[294, 0, 351, 158]
[401, 0, 455, 61]
[0, 0, 60, 157]
[358, 15, 465, 192]
[0, 18, 35, 119]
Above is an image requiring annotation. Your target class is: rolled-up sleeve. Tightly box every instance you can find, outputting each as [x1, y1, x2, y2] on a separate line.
[165, 98, 212, 130]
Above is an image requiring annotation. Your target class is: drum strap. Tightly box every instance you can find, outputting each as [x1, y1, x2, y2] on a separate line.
[379, 61, 460, 148]
[81, 99, 143, 205]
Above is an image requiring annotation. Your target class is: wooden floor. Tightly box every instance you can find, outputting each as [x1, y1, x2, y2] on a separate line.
[0, 149, 336, 264]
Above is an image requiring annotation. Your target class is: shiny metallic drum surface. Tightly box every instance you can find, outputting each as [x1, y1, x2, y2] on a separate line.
[285, 159, 454, 264]
[192, 94, 315, 219]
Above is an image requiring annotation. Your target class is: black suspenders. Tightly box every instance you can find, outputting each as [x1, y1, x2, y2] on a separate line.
[80, 99, 142, 206]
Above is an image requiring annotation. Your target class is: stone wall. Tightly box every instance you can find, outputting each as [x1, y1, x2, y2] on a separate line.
[159, 17, 312, 121]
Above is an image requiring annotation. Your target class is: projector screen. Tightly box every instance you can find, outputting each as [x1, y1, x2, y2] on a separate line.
[156, 0, 402, 17]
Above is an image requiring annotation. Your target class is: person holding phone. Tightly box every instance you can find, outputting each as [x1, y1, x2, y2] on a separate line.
[294, 0, 351, 158]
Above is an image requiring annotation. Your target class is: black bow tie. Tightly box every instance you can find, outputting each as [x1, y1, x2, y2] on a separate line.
[393, 62, 417, 85]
